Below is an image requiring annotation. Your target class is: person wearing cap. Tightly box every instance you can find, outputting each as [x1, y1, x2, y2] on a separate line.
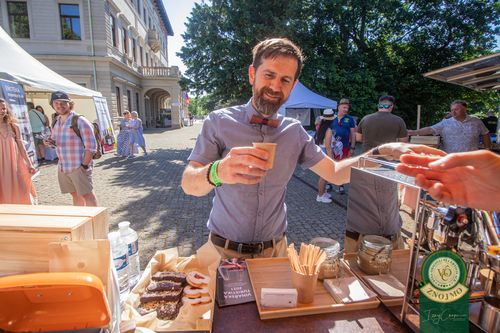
[324, 98, 356, 194]
[345, 95, 409, 252]
[47, 91, 98, 206]
[315, 108, 335, 203]
[181, 39, 442, 259]
[408, 100, 490, 153]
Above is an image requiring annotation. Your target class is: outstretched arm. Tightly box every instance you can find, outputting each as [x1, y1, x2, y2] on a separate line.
[408, 126, 434, 136]
[310, 142, 445, 186]
[396, 150, 500, 211]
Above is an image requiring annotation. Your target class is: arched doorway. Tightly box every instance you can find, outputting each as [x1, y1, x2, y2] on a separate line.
[144, 88, 171, 128]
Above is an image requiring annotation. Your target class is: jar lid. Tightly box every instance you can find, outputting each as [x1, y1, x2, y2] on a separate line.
[361, 235, 392, 252]
[310, 237, 340, 256]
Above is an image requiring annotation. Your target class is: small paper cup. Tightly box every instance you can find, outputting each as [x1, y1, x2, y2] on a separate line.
[290, 270, 318, 304]
[252, 142, 277, 169]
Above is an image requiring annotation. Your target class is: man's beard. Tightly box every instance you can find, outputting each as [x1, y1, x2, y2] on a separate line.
[253, 86, 285, 116]
[56, 108, 70, 115]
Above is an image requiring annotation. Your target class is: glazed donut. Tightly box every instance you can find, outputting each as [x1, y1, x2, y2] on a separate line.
[182, 296, 202, 305]
[186, 271, 210, 287]
[183, 285, 210, 299]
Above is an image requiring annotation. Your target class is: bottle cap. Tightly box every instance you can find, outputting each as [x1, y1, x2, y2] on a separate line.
[118, 221, 131, 230]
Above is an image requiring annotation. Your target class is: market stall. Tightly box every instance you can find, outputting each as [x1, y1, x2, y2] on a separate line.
[0, 162, 497, 332]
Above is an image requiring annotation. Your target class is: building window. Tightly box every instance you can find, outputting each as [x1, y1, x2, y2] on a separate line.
[132, 38, 136, 63]
[116, 86, 122, 115]
[110, 15, 117, 47]
[136, 0, 141, 13]
[127, 90, 132, 111]
[146, 52, 149, 66]
[7, 1, 30, 38]
[123, 28, 128, 54]
[59, 4, 81, 40]
[139, 46, 143, 65]
[143, 7, 146, 20]
[148, 17, 151, 29]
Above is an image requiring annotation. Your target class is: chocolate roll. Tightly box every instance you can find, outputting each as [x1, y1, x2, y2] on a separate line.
[140, 289, 183, 303]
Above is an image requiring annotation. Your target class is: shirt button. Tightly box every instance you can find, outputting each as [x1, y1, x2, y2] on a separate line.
[258, 211, 262, 216]
[259, 191, 264, 196]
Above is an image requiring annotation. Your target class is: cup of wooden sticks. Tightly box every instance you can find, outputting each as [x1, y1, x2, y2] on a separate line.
[287, 243, 327, 303]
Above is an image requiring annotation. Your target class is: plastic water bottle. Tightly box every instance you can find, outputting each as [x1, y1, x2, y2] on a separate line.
[118, 221, 141, 287]
[108, 231, 129, 301]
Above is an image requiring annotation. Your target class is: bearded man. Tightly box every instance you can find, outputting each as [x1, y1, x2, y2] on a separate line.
[181, 38, 439, 259]
[46, 91, 98, 206]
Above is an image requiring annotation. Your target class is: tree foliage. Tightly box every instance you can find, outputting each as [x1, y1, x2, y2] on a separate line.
[179, 0, 499, 127]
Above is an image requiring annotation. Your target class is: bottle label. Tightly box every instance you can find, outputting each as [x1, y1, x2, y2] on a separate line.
[128, 239, 139, 256]
[113, 253, 128, 271]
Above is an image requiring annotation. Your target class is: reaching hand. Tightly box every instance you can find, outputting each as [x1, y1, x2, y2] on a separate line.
[396, 150, 500, 211]
[217, 147, 270, 185]
[378, 142, 446, 161]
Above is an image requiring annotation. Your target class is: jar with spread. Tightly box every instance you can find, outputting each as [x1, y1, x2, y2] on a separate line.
[310, 237, 341, 280]
[357, 235, 393, 275]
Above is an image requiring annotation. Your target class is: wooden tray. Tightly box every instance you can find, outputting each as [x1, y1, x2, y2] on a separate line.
[246, 257, 379, 320]
[343, 249, 410, 306]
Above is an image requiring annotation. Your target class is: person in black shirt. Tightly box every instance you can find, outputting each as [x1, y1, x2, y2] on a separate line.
[483, 111, 498, 134]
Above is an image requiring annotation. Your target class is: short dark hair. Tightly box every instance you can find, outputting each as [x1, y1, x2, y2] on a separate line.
[451, 100, 467, 108]
[27, 102, 35, 109]
[252, 38, 304, 80]
[378, 95, 395, 103]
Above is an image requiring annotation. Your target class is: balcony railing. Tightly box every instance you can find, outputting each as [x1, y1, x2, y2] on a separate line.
[140, 66, 180, 78]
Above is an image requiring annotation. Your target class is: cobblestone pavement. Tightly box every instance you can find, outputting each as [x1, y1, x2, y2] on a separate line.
[34, 121, 352, 268]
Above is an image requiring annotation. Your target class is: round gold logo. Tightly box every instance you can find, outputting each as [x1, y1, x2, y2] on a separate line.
[428, 257, 460, 290]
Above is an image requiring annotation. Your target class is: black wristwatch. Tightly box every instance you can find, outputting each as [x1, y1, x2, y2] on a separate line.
[81, 163, 89, 170]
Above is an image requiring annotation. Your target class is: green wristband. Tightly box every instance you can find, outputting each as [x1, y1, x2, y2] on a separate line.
[209, 160, 223, 187]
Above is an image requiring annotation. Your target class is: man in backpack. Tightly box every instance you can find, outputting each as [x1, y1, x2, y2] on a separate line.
[46, 91, 98, 206]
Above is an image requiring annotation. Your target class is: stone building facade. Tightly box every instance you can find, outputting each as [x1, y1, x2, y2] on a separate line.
[0, 0, 184, 128]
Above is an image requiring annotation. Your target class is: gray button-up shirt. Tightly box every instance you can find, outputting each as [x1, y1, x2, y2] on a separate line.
[188, 100, 325, 243]
[431, 116, 489, 153]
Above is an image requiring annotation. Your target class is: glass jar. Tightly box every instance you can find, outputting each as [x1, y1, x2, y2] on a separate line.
[310, 237, 341, 280]
[357, 235, 393, 275]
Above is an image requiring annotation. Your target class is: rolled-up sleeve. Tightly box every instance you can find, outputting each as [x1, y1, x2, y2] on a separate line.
[298, 125, 326, 169]
[188, 113, 222, 165]
[79, 118, 97, 153]
[431, 120, 445, 135]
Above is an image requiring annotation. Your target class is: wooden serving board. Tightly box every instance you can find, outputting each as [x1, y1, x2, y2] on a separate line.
[343, 249, 410, 306]
[246, 257, 379, 320]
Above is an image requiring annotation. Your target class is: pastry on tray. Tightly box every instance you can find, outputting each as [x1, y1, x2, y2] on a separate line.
[140, 289, 183, 303]
[151, 271, 187, 283]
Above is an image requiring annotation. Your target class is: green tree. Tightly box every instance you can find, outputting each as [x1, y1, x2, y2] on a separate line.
[179, 0, 499, 126]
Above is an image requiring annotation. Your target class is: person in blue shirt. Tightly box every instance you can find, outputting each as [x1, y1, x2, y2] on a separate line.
[324, 98, 356, 194]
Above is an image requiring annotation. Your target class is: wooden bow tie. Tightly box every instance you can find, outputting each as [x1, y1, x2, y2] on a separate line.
[250, 115, 279, 128]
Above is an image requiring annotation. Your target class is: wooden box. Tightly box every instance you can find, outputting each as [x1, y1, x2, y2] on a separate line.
[0, 205, 110, 275]
[0, 204, 109, 239]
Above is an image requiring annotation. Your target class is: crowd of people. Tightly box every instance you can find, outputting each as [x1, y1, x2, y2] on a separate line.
[1, 91, 149, 207]
[0, 38, 498, 247]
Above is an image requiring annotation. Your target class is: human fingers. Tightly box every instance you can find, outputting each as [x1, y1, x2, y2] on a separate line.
[428, 150, 495, 170]
[230, 147, 269, 162]
[399, 154, 441, 167]
[407, 145, 446, 157]
[426, 183, 454, 205]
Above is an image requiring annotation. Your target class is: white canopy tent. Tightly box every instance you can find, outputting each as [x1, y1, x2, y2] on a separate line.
[278, 82, 337, 127]
[0, 27, 100, 97]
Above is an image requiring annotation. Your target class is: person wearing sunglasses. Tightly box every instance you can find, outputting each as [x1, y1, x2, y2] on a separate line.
[345, 95, 409, 252]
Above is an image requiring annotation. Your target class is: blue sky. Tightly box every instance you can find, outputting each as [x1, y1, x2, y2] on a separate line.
[163, 0, 200, 74]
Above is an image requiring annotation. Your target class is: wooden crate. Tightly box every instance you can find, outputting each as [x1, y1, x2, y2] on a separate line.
[0, 204, 109, 239]
[0, 205, 110, 275]
[343, 249, 410, 306]
[246, 257, 379, 320]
